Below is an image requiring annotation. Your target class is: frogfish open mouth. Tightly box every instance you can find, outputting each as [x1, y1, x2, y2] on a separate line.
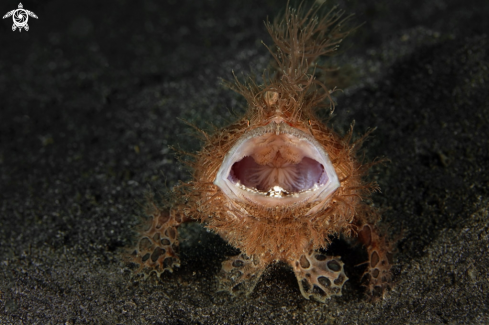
[126, 3, 394, 303]
[215, 121, 340, 209]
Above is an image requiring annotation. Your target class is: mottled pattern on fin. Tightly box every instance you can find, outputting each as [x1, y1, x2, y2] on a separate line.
[358, 224, 394, 300]
[292, 252, 348, 303]
[126, 210, 181, 278]
[217, 253, 265, 296]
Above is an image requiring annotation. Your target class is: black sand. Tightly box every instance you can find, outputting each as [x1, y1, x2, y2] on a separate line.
[1, 0, 488, 324]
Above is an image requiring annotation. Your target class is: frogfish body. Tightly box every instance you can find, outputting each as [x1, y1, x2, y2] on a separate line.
[127, 4, 393, 303]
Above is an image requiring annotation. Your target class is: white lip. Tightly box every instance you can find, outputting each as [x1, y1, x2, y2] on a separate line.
[213, 122, 340, 212]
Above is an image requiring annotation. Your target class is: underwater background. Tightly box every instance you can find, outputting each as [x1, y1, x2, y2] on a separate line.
[1, 0, 488, 323]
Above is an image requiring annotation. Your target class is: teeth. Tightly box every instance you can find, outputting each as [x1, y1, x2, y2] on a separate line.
[235, 182, 321, 197]
[267, 186, 288, 198]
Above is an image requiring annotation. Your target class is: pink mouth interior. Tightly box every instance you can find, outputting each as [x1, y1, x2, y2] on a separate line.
[229, 155, 327, 193]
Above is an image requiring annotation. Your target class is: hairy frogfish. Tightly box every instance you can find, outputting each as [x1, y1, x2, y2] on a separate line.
[126, 3, 393, 303]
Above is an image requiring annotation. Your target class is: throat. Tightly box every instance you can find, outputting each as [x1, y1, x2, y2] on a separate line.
[230, 151, 325, 193]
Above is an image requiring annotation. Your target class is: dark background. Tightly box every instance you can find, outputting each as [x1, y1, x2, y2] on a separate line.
[1, 0, 488, 324]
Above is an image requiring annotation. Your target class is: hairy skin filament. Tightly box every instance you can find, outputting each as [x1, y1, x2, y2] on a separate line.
[125, 3, 394, 303]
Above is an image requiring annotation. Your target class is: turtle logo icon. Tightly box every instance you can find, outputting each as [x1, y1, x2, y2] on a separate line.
[3, 3, 38, 32]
